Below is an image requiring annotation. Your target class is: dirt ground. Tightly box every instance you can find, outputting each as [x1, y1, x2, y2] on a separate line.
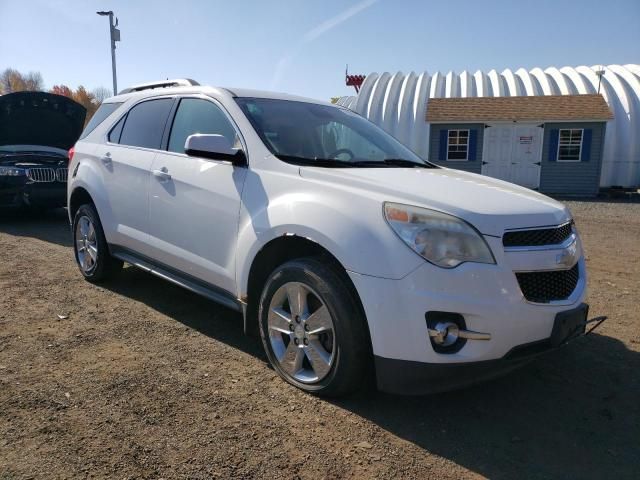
[0, 200, 638, 479]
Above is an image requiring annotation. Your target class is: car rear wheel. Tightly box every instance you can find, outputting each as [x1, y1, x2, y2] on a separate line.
[258, 258, 371, 396]
[73, 204, 122, 282]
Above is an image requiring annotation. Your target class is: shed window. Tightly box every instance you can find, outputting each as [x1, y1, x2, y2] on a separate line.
[447, 129, 469, 160]
[558, 129, 583, 161]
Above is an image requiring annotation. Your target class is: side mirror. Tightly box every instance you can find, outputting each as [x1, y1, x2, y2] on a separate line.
[184, 134, 247, 166]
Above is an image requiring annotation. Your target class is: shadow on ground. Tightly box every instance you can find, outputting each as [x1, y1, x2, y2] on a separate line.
[102, 267, 639, 480]
[335, 334, 640, 479]
[0, 207, 71, 247]
[4, 211, 638, 479]
[104, 266, 265, 361]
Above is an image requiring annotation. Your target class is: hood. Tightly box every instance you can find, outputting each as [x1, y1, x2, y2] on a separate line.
[0, 92, 87, 150]
[0, 149, 68, 167]
[299, 166, 571, 236]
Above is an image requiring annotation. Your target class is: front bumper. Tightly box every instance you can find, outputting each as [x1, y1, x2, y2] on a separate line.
[348, 235, 588, 394]
[375, 303, 589, 395]
[0, 177, 67, 208]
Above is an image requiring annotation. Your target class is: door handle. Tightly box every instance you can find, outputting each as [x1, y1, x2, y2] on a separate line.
[100, 154, 112, 165]
[153, 168, 171, 181]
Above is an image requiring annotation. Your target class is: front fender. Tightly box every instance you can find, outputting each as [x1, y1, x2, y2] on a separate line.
[235, 171, 423, 297]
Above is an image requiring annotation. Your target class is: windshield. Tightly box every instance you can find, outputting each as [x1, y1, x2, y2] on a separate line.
[235, 98, 434, 168]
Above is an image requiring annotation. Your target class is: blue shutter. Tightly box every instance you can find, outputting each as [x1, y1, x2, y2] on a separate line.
[581, 129, 592, 162]
[439, 129, 448, 161]
[548, 129, 559, 162]
[468, 129, 477, 161]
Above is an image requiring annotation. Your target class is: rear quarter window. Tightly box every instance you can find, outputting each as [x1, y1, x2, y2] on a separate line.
[108, 115, 126, 143]
[118, 98, 174, 149]
[78, 102, 123, 140]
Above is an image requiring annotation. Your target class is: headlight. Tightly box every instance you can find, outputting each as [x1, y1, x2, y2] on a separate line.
[384, 202, 495, 268]
[0, 166, 26, 176]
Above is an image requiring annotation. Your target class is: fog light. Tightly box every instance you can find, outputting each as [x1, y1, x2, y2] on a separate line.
[426, 311, 491, 354]
[429, 321, 462, 347]
[426, 312, 466, 354]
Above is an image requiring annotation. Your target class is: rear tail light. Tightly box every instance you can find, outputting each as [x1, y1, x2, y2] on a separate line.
[68, 146, 75, 162]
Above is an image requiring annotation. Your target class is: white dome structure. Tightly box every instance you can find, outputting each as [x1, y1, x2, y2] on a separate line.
[337, 65, 640, 188]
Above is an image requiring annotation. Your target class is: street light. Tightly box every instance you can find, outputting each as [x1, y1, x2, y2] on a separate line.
[96, 10, 121, 95]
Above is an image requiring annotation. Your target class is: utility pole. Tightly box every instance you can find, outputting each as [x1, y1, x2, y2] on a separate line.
[97, 11, 121, 95]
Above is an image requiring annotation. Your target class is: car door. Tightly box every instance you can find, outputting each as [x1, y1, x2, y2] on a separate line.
[97, 97, 174, 254]
[147, 96, 247, 294]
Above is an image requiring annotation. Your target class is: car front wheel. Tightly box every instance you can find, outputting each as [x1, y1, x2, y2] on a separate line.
[258, 258, 371, 397]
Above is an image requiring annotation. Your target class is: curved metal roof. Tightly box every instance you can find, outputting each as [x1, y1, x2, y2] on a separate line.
[338, 65, 640, 188]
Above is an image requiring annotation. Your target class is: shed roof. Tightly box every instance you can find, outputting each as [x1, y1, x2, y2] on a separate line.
[426, 94, 613, 123]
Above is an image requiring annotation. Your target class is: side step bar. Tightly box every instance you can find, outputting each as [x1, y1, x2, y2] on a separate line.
[112, 250, 242, 313]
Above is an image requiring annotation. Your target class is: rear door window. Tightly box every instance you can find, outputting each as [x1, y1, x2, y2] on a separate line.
[167, 98, 236, 154]
[119, 98, 174, 149]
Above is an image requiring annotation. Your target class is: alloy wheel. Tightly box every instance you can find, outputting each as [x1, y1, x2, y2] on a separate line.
[75, 215, 98, 274]
[267, 282, 336, 383]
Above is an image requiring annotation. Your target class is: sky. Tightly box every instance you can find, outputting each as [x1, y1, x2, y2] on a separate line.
[1, 0, 638, 101]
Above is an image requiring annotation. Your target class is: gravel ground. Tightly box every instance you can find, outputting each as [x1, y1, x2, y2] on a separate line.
[0, 200, 638, 479]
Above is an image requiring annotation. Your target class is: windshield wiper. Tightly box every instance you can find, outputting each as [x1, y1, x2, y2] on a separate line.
[349, 158, 433, 168]
[380, 158, 433, 168]
[276, 155, 356, 168]
[276, 154, 435, 169]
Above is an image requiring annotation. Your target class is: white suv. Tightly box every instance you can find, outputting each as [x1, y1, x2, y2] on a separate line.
[68, 79, 593, 396]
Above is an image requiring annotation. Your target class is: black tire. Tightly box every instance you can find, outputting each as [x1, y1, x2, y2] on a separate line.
[258, 257, 371, 397]
[72, 203, 122, 282]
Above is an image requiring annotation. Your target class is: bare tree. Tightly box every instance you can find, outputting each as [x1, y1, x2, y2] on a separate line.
[0, 68, 44, 93]
[23, 71, 44, 91]
[0, 68, 25, 93]
[1, 68, 105, 125]
[92, 86, 112, 104]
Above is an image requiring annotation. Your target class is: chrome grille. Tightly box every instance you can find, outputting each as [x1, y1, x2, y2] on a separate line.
[503, 223, 573, 247]
[27, 168, 56, 183]
[56, 168, 68, 182]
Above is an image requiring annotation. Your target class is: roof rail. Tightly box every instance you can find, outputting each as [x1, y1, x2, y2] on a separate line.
[118, 78, 200, 95]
